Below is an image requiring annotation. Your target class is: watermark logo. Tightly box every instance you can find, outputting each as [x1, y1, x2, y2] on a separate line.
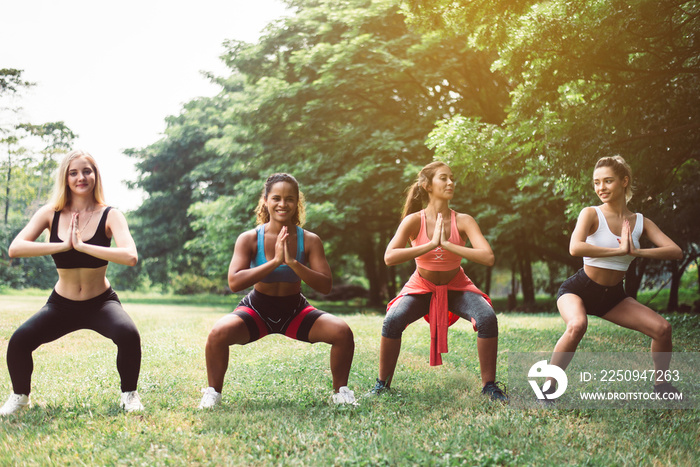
[528, 360, 568, 400]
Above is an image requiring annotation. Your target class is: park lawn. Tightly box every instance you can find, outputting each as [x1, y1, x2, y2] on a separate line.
[0, 293, 698, 466]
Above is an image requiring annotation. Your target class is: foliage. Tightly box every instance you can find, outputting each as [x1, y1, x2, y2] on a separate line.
[404, 0, 700, 308]
[125, 1, 699, 306]
[171, 272, 222, 295]
[129, 0, 510, 304]
[0, 69, 77, 289]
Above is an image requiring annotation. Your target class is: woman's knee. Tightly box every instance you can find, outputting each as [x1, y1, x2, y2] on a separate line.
[319, 316, 355, 347]
[475, 310, 498, 338]
[207, 316, 248, 347]
[381, 317, 405, 339]
[566, 319, 588, 340]
[207, 321, 232, 346]
[653, 319, 672, 342]
[8, 325, 39, 353]
[112, 323, 141, 348]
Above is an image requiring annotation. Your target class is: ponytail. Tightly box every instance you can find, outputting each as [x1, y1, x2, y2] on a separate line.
[401, 182, 427, 219]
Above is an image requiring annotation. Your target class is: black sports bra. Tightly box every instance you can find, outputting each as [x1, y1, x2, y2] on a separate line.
[50, 207, 112, 269]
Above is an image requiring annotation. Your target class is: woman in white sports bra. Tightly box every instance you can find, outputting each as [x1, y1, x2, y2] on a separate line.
[547, 156, 683, 397]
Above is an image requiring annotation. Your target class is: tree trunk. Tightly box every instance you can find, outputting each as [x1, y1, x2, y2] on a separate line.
[625, 258, 649, 298]
[667, 260, 681, 312]
[4, 159, 11, 226]
[483, 266, 492, 296]
[387, 265, 397, 298]
[376, 230, 390, 303]
[507, 266, 518, 311]
[358, 232, 382, 307]
[520, 257, 536, 310]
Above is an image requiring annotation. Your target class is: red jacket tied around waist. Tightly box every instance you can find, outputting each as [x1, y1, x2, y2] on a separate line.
[386, 267, 492, 366]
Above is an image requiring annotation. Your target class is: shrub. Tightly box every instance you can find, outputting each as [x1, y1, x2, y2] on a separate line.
[171, 273, 221, 295]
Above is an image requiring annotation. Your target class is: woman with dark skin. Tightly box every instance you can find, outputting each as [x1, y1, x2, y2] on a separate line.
[543, 156, 683, 398]
[1, 149, 142, 416]
[200, 174, 356, 408]
[369, 162, 506, 401]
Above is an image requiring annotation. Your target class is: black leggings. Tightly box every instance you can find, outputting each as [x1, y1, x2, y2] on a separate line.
[6, 288, 141, 395]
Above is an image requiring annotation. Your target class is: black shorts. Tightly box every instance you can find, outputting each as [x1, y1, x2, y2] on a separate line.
[232, 289, 324, 343]
[557, 268, 628, 317]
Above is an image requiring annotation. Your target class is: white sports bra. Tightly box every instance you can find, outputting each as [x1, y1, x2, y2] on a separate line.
[583, 206, 643, 272]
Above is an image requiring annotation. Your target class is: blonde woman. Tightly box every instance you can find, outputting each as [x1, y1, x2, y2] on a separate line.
[1, 150, 143, 416]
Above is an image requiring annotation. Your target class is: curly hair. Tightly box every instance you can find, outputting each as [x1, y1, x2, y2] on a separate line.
[255, 173, 306, 226]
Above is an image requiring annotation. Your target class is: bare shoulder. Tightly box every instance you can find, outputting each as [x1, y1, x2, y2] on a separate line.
[577, 206, 599, 224]
[105, 206, 126, 221]
[302, 228, 323, 247]
[237, 228, 258, 245]
[34, 204, 57, 226]
[400, 212, 422, 235]
[36, 203, 57, 218]
[454, 212, 478, 229]
[454, 211, 476, 223]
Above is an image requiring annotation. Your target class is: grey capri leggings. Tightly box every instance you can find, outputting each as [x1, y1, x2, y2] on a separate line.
[382, 291, 498, 339]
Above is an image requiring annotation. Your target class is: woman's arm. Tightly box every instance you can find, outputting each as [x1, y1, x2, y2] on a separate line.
[569, 207, 629, 258]
[384, 213, 441, 266]
[286, 230, 333, 295]
[72, 209, 138, 266]
[8, 205, 71, 258]
[631, 217, 683, 261]
[441, 213, 495, 267]
[227, 228, 285, 292]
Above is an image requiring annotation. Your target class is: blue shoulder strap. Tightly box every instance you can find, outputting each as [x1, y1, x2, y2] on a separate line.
[295, 226, 305, 263]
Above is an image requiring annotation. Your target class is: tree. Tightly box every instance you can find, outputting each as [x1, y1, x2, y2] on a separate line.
[405, 0, 700, 307]
[0, 70, 77, 289]
[217, 0, 509, 304]
[131, 0, 510, 301]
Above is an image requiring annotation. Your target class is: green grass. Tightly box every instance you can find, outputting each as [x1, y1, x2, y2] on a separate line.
[0, 293, 698, 465]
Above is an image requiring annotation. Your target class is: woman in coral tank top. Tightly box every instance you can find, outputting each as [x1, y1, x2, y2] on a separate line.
[368, 161, 506, 401]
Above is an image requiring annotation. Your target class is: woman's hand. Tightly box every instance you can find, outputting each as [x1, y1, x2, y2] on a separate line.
[282, 227, 298, 267]
[430, 212, 443, 248]
[69, 212, 81, 251]
[440, 213, 451, 246]
[626, 219, 640, 256]
[274, 226, 289, 266]
[618, 219, 630, 255]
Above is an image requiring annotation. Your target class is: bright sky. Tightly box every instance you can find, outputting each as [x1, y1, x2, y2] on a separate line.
[0, 0, 289, 211]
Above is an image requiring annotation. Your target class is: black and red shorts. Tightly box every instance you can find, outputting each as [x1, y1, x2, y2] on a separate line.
[232, 289, 324, 343]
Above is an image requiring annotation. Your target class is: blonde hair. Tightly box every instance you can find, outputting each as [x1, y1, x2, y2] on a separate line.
[50, 149, 106, 211]
[401, 161, 450, 219]
[255, 173, 306, 226]
[594, 156, 634, 202]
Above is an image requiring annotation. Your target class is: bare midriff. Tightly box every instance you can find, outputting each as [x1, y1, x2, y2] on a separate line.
[55, 266, 110, 301]
[583, 264, 627, 287]
[416, 266, 461, 286]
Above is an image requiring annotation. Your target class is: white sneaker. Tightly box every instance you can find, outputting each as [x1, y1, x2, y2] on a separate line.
[332, 386, 357, 405]
[199, 387, 222, 409]
[120, 391, 144, 412]
[0, 393, 30, 416]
